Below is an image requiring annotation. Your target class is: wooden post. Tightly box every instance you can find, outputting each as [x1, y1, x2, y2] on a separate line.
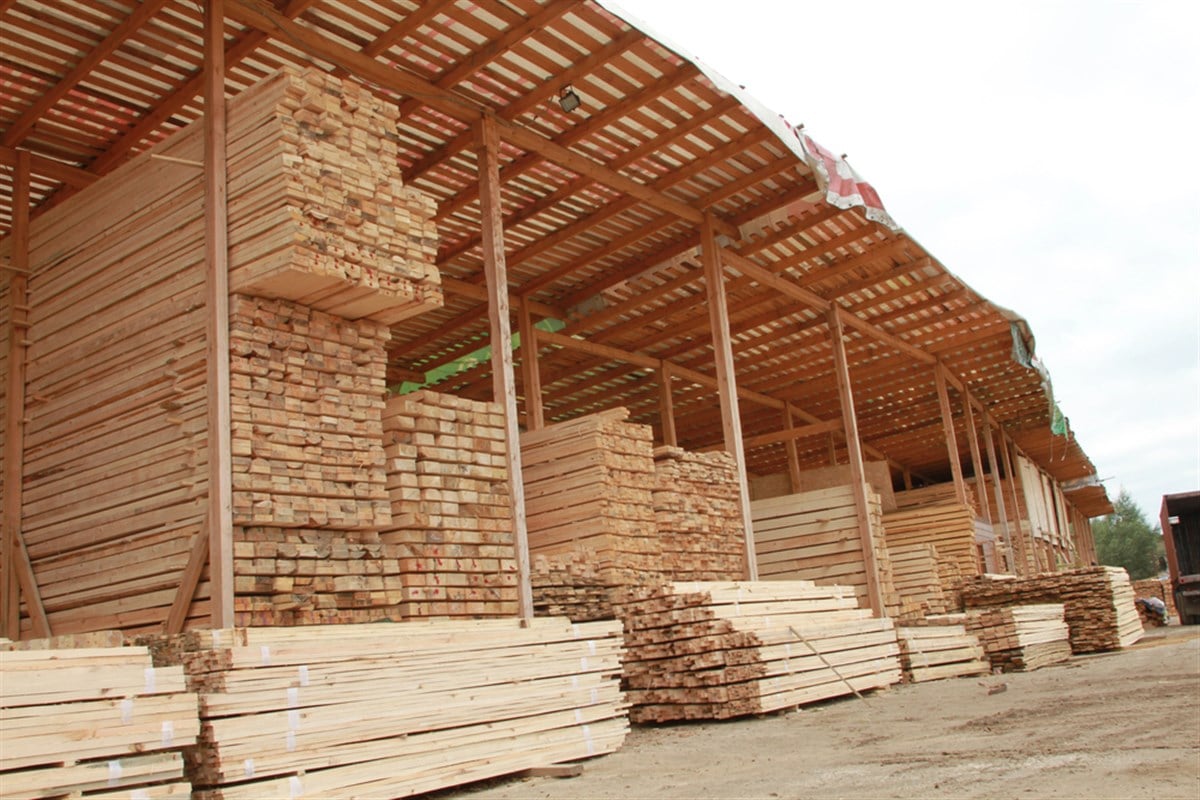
[999, 433, 1030, 575]
[902, 468, 913, 491]
[3, 150, 50, 639]
[517, 298, 544, 431]
[934, 364, 968, 507]
[478, 115, 534, 619]
[983, 419, 1016, 574]
[702, 225, 757, 580]
[961, 395, 991, 521]
[658, 362, 677, 447]
[827, 309, 884, 617]
[827, 432, 839, 466]
[205, 0, 235, 629]
[783, 403, 803, 493]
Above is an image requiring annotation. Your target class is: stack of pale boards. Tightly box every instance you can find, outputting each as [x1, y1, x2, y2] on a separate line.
[612, 580, 904, 723]
[0, 619, 626, 799]
[964, 604, 1073, 672]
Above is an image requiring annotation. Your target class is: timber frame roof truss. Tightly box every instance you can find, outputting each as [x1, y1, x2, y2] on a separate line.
[0, 0, 1112, 516]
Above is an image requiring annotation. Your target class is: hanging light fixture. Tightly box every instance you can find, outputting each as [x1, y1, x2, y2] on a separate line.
[558, 85, 582, 113]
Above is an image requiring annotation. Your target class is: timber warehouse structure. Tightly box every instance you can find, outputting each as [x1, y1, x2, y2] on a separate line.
[0, 1, 1132, 797]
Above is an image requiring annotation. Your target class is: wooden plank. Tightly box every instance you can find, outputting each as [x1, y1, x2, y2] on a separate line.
[961, 390, 991, 521]
[519, 299, 544, 430]
[702, 215, 756, 581]
[658, 362, 677, 447]
[783, 403, 803, 493]
[827, 308, 883, 616]
[983, 420, 1016, 573]
[935, 363, 969, 507]
[478, 116, 533, 621]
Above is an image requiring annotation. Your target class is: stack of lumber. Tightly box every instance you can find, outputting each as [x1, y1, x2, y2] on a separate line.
[229, 295, 391, 530]
[152, 619, 626, 799]
[521, 409, 661, 580]
[8, 66, 443, 637]
[612, 581, 901, 723]
[652, 447, 747, 580]
[960, 567, 1144, 652]
[965, 604, 1072, 671]
[888, 542, 951, 620]
[532, 552, 618, 622]
[379, 390, 518, 618]
[1132, 578, 1177, 618]
[751, 485, 902, 615]
[0, 645, 199, 798]
[895, 617, 989, 682]
[894, 483, 978, 515]
[224, 66, 441, 322]
[882, 502, 980, 606]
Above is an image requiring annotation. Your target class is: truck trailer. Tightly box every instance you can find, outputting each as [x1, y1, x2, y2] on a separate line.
[1160, 491, 1200, 625]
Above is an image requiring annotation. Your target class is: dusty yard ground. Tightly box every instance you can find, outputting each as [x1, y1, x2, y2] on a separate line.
[460, 625, 1200, 800]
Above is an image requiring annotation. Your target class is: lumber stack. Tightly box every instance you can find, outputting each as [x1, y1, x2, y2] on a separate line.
[612, 581, 902, 723]
[888, 542, 951, 620]
[960, 567, 1144, 652]
[652, 447, 747, 581]
[521, 409, 661, 580]
[0, 646, 199, 799]
[882, 502, 980, 605]
[153, 619, 626, 799]
[894, 483, 978, 516]
[965, 604, 1072, 671]
[751, 485, 902, 615]
[224, 66, 441, 322]
[532, 552, 618, 622]
[379, 390, 518, 618]
[229, 295, 391, 530]
[1132, 578, 1177, 618]
[895, 618, 989, 682]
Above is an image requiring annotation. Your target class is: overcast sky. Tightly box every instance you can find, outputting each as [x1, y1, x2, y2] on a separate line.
[617, 0, 1200, 523]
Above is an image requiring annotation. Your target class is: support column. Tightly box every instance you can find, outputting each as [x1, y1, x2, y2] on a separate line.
[702, 224, 757, 580]
[999, 433, 1031, 575]
[3, 150, 49, 639]
[205, 0, 234, 629]
[961, 396, 991, 522]
[934, 363, 968, 507]
[783, 403, 803, 493]
[517, 298, 543, 431]
[658, 362, 677, 447]
[828, 309, 884, 616]
[478, 115, 534, 619]
[983, 419, 1016, 574]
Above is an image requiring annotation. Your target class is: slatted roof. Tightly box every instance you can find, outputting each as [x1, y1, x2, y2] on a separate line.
[0, 0, 1112, 516]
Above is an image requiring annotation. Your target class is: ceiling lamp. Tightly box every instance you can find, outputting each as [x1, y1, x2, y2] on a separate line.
[558, 85, 582, 113]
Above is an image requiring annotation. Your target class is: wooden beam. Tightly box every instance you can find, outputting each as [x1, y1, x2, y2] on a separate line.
[961, 389, 992, 521]
[537, 329, 660, 371]
[983, 421, 1016, 574]
[165, 525, 210, 634]
[701, 214, 757, 581]
[477, 115, 534, 621]
[934, 363, 968, 507]
[783, 403, 803, 493]
[0, 146, 98, 188]
[827, 307, 884, 617]
[2, 149, 49, 639]
[998, 432, 1030, 576]
[518, 300, 544, 431]
[658, 362, 677, 447]
[738, 418, 842, 452]
[204, 0, 234, 630]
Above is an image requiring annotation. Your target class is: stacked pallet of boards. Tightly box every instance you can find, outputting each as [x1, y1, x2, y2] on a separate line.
[895, 616, 990, 682]
[378, 390, 518, 618]
[887, 543, 951, 620]
[1, 66, 442, 637]
[522, 410, 662, 615]
[612, 581, 902, 722]
[750, 485, 902, 616]
[964, 604, 1072, 672]
[150, 620, 626, 799]
[960, 567, 1144, 652]
[0, 644, 200, 798]
[882, 502, 980, 607]
[531, 552, 619, 622]
[652, 447, 747, 580]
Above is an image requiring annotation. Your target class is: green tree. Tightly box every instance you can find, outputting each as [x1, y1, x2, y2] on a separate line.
[1092, 488, 1165, 579]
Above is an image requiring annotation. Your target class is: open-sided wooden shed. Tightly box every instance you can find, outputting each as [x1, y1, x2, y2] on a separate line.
[0, 0, 1110, 640]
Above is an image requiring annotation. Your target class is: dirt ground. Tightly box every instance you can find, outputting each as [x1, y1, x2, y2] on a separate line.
[459, 625, 1200, 800]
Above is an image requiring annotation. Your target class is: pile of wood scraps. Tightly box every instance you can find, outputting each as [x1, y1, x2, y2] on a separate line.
[0, 645, 199, 799]
[379, 390, 518, 618]
[652, 447, 747, 581]
[613, 581, 901, 723]
[750, 485, 901, 615]
[152, 619, 626, 799]
[965, 604, 1072, 672]
[895, 617, 990, 682]
[960, 567, 1144, 652]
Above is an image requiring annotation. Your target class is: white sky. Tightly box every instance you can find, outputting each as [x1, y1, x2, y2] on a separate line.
[618, 0, 1200, 523]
